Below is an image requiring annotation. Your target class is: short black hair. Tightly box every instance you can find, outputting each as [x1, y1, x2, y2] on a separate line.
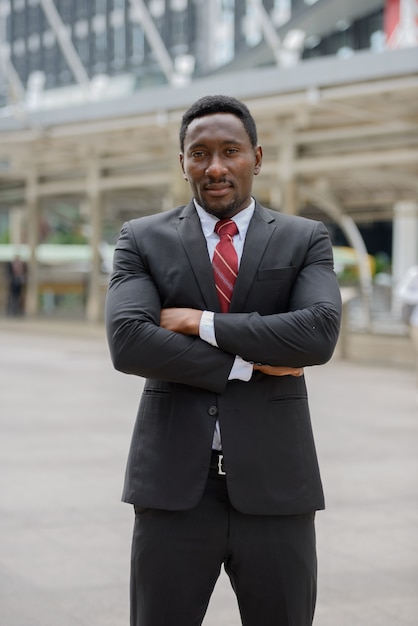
[179, 95, 258, 152]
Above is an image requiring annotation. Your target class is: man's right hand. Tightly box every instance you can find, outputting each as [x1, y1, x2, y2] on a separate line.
[253, 364, 304, 377]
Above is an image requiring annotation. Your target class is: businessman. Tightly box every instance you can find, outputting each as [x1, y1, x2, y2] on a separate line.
[106, 95, 342, 626]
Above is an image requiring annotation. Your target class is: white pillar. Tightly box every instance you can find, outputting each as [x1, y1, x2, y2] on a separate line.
[278, 121, 297, 215]
[85, 162, 104, 323]
[9, 206, 25, 245]
[25, 172, 41, 316]
[392, 201, 418, 312]
[392, 201, 418, 283]
[163, 124, 190, 212]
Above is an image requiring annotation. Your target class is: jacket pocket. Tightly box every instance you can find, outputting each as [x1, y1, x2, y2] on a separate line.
[269, 393, 308, 402]
[257, 267, 296, 281]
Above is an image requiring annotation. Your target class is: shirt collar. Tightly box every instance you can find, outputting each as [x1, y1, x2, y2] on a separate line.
[194, 198, 255, 239]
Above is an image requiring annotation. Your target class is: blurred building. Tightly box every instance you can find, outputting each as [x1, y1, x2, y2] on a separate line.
[0, 0, 417, 321]
[0, 0, 395, 97]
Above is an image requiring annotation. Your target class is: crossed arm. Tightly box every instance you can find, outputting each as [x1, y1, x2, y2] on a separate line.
[107, 219, 341, 390]
[160, 307, 304, 378]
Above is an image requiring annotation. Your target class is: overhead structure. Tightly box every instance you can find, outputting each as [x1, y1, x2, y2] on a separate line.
[0, 1, 417, 322]
[0, 46, 417, 320]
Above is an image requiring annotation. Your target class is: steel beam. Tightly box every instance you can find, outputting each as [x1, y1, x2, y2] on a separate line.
[129, 0, 174, 84]
[39, 0, 90, 86]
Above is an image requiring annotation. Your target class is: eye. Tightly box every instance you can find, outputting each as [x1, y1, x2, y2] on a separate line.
[226, 147, 239, 155]
[191, 150, 206, 158]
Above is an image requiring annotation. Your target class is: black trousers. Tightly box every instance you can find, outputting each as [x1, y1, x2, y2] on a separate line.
[130, 467, 317, 626]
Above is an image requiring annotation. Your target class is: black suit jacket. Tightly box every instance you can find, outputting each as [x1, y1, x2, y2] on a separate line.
[106, 201, 342, 515]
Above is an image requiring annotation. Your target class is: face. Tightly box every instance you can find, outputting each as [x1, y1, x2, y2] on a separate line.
[180, 113, 262, 219]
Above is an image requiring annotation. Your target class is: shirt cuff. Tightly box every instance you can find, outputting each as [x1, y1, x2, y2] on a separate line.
[199, 310, 253, 381]
[229, 356, 253, 381]
[199, 310, 217, 346]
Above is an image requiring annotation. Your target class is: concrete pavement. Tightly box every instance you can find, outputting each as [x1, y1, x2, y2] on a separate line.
[0, 318, 417, 626]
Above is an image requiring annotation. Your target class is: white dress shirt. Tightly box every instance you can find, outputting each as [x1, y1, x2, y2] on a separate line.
[194, 200, 254, 449]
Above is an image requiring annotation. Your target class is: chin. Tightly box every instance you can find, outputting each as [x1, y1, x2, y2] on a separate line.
[204, 207, 233, 220]
[202, 200, 241, 220]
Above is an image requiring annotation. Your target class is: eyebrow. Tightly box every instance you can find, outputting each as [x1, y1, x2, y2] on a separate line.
[188, 138, 244, 151]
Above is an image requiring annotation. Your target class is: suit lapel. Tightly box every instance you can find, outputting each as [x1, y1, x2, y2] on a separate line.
[176, 201, 277, 313]
[230, 202, 276, 312]
[176, 202, 220, 311]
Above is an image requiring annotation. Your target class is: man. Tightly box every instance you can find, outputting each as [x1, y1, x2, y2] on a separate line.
[106, 95, 342, 626]
[6, 255, 26, 316]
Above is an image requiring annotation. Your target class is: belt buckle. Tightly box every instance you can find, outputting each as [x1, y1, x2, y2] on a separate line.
[217, 454, 226, 476]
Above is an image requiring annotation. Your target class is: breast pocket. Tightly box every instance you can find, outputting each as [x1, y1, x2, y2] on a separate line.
[257, 267, 296, 281]
[254, 267, 297, 313]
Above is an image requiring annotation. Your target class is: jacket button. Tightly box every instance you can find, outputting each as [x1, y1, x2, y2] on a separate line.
[208, 405, 218, 416]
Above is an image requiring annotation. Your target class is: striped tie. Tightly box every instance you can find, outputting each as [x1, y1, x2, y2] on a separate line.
[213, 219, 239, 313]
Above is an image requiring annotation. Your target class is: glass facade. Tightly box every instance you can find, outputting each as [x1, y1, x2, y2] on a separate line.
[303, 9, 384, 60]
[1, 0, 385, 97]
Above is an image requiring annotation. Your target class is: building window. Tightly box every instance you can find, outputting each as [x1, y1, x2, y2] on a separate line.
[110, 8, 124, 28]
[92, 13, 106, 33]
[43, 29, 56, 48]
[370, 29, 385, 52]
[170, 0, 187, 11]
[272, 0, 291, 28]
[75, 0, 89, 19]
[95, 0, 107, 12]
[13, 38, 25, 57]
[11, 7, 26, 39]
[0, 0, 11, 19]
[208, 0, 235, 68]
[171, 9, 187, 47]
[43, 44, 58, 85]
[128, 21, 145, 64]
[92, 12, 108, 73]
[57, 0, 73, 24]
[149, 0, 165, 19]
[27, 32, 40, 52]
[13, 0, 25, 11]
[75, 37, 90, 65]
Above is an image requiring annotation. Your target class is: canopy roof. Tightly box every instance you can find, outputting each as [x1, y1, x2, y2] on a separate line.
[0, 46, 417, 224]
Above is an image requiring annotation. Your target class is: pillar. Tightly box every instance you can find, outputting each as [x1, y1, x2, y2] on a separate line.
[392, 201, 418, 313]
[25, 172, 41, 316]
[85, 162, 104, 323]
[278, 120, 297, 215]
[163, 122, 191, 212]
[9, 206, 25, 245]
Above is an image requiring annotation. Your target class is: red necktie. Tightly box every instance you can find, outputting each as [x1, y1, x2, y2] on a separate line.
[212, 219, 239, 313]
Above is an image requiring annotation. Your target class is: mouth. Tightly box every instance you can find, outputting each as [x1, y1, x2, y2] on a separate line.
[204, 182, 233, 197]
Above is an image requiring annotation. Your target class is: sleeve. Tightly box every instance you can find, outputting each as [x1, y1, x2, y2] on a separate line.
[199, 310, 253, 381]
[213, 221, 342, 367]
[105, 222, 235, 393]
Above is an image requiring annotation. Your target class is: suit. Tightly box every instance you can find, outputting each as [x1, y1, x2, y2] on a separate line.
[106, 200, 342, 517]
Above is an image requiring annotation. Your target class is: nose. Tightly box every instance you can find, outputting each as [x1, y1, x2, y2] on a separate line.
[205, 154, 227, 177]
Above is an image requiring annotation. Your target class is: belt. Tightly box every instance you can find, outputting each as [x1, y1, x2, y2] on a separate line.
[210, 450, 226, 476]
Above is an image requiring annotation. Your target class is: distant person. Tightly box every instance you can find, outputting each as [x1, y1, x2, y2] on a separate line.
[6, 255, 26, 316]
[106, 95, 342, 626]
[396, 265, 418, 375]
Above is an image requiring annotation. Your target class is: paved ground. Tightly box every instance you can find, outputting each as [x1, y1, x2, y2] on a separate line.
[0, 318, 417, 626]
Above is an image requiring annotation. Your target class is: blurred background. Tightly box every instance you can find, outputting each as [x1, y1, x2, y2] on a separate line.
[0, 0, 417, 358]
[1, 4, 417, 625]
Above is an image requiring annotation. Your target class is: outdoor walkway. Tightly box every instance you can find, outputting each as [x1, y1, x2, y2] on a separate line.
[0, 318, 417, 626]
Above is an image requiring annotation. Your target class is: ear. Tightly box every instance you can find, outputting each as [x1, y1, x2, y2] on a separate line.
[179, 152, 188, 180]
[254, 145, 263, 176]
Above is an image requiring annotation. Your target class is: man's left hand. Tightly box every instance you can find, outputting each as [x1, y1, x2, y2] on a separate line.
[160, 307, 202, 335]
